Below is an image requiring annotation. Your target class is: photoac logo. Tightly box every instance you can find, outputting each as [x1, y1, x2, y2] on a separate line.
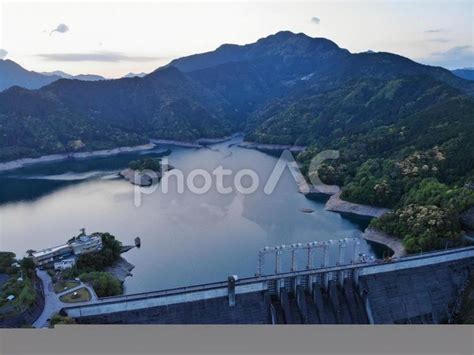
[134, 150, 340, 206]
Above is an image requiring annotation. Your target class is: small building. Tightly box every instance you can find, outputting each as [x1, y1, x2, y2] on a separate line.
[69, 235, 103, 255]
[31, 244, 73, 267]
[54, 258, 76, 271]
[32, 232, 103, 269]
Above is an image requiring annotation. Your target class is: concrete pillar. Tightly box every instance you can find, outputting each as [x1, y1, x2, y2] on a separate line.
[307, 274, 314, 293]
[337, 239, 346, 266]
[323, 273, 330, 291]
[364, 292, 375, 324]
[228, 275, 237, 307]
[275, 249, 282, 274]
[338, 240, 347, 287]
[276, 278, 284, 298]
[256, 250, 264, 277]
[291, 247, 297, 272]
[306, 246, 312, 270]
[353, 268, 360, 287]
[322, 241, 330, 268]
[322, 241, 331, 291]
[352, 240, 361, 264]
[307, 242, 317, 270]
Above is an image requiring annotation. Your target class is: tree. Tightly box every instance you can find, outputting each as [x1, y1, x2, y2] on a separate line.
[20, 257, 36, 276]
[79, 272, 123, 297]
[0, 252, 16, 273]
[372, 204, 462, 253]
[75, 233, 122, 274]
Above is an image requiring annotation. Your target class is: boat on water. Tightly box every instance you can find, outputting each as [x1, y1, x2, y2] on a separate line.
[135, 237, 141, 247]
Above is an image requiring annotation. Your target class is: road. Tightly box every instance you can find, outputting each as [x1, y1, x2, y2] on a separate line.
[32, 269, 98, 328]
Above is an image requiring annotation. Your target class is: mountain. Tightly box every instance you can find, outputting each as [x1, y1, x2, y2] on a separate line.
[0, 66, 234, 161]
[1, 30, 473, 164]
[170, 31, 473, 115]
[452, 68, 474, 81]
[0, 60, 105, 92]
[41, 70, 105, 81]
[246, 75, 464, 145]
[0, 59, 61, 92]
[122, 72, 147, 78]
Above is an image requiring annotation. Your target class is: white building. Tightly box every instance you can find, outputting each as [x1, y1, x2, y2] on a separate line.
[54, 258, 76, 271]
[32, 231, 103, 268]
[69, 235, 103, 255]
[32, 244, 73, 267]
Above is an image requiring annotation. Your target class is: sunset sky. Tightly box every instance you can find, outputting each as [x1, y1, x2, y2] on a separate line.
[1, 0, 472, 78]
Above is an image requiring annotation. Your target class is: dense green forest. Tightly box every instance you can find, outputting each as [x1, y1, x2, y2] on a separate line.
[1, 31, 472, 163]
[128, 157, 162, 171]
[266, 82, 474, 253]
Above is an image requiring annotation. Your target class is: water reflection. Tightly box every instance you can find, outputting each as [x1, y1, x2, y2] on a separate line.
[0, 138, 376, 293]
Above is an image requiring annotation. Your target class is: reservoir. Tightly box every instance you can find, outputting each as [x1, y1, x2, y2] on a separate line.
[0, 137, 376, 294]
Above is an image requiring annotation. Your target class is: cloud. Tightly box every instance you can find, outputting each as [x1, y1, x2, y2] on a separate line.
[425, 28, 444, 33]
[50, 23, 69, 35]
[423, 45, 474, 69]
[0, 49, 7, 59]
[310, 17, 320, 25]
[37, 51, 162, 63]
[427, 38, 450, 43]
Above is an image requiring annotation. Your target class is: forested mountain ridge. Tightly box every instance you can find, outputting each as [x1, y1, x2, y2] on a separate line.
[0, 30, 473, 165]
[1, 30, 473, 253]
[0, 66, 235, 161]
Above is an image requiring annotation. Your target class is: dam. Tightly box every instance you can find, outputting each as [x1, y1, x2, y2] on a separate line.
[62, 244, 474, 324]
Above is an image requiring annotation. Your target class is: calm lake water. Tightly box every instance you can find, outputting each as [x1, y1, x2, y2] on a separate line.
[0, 137, 377, 294]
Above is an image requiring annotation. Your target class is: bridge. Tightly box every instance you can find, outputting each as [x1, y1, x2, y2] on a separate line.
[62, 245, 474, 324]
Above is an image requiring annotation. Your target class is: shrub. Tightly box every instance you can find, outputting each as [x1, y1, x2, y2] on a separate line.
[75, 233, 122, 274]
[0, 252, 16, 273]
[372, 204, 462, 253]
[79, 272, 122, 297]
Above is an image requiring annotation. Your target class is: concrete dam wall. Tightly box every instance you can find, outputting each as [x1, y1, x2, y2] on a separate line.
[63, 247, 474, 324]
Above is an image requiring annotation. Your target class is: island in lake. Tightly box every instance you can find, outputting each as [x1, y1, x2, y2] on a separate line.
[119, 152, 172, 186]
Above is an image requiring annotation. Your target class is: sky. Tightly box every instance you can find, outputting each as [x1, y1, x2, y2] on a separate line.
[0, 0, 473, 78]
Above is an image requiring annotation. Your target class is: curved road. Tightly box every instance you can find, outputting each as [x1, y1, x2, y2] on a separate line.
[33, 270, 98, 328]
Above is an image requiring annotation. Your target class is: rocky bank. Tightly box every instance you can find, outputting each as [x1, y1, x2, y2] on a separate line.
[325, 191, 391, 218]
[363, 227, 407, 258]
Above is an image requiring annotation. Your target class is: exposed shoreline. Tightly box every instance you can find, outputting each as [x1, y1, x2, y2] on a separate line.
[0, 135, 304, 172]
[363, 227, 407, 258]
[150, 135, 235, 148]
[0, 143, 156, 172]
[105, 257, 135, 283]
[298, 179, 401, 255]
[0, 135, 236, 172]
[150, 139, 203, 148]
[325, 191, 391, 219]
[239, 141, 307, 153]
[105, 246, 136, 283]
[296, 176, 390, 219]
[296, 177, 341, 198]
